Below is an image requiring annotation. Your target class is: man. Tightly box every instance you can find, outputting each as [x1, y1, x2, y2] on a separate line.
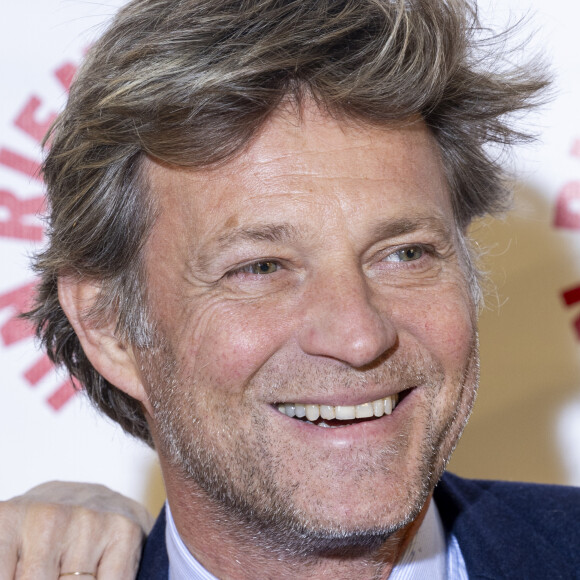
[3, 0, 580, 577]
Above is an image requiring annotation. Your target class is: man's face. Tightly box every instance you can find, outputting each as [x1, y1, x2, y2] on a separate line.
[138, 103, 478, 547]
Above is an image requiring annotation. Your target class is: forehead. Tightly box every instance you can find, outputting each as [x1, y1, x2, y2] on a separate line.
[145, 103, 454, 242]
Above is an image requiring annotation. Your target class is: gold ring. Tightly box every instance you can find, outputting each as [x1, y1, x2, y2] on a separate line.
[59, 574, 96, 578]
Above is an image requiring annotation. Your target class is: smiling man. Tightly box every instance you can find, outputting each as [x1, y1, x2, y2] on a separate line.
[118, 109, 480, 575]
[17, 0, 580, 578]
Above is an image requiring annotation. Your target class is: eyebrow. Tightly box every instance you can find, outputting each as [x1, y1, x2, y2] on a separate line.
[193, 215, 454, 271]
[217, 223, 302, 247]
[213, 217, 451, 249]
[369, 216, 454, 242]
[193, 223, 303, 271]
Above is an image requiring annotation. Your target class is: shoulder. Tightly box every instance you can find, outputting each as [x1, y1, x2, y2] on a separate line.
[434, 472, 580, 579]
[436, 471, 580, 516]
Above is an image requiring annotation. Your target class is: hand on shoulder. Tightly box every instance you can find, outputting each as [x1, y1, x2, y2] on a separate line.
[0, 481, 153, 580]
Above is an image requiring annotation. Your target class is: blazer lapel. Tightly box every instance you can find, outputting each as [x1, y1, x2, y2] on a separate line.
[137, 505, 170, 580]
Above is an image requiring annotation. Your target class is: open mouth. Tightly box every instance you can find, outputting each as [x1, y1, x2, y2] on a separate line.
[275, 391, 407, 428]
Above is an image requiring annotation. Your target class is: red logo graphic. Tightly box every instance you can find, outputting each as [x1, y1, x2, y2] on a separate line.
[554, 181, 580, 230]
[562, 284, 580, 341]
[0, 60, 80, 410]
[554, 139, 580, 230]
[557, 139, 580, 341]
[0, 282, 79, 410]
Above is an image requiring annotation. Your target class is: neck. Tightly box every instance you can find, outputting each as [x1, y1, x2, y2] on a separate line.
[163, 469, 430, 580]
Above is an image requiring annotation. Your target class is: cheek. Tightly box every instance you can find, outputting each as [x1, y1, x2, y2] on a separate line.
[177, 300, 298, 392]
[391, 286, 478, 446]
[394, 283, 476, 366]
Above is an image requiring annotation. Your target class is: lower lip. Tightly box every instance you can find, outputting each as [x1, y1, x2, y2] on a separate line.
[271, 389, 416, 447]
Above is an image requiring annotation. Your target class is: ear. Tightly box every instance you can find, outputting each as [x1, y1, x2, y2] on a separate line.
[58, 277, 154, 415]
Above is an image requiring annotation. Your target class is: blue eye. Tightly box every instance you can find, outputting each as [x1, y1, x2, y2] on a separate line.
[385, 246, 424, 262]
[398, 246, 423, 261]
[244, 261, 280, 274]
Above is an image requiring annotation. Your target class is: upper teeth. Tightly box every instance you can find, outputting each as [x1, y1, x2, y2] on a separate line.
[277, 394, 399, 422]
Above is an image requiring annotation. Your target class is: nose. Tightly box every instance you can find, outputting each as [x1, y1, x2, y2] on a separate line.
[297, 266, 397, 368]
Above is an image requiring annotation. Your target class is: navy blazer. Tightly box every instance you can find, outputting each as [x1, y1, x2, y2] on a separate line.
[137, 472, 580, 579]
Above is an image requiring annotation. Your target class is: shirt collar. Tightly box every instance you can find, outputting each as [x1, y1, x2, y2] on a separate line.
[389, 499, 447, 580]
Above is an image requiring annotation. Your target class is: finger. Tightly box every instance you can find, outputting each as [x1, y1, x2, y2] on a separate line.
[58, 541, 101, 580]
[59, 511, 142, 580]
[56, 507, 106, 580]
[15, 551, 60, 580]
[0, 500, 20, 580]
[95, 514, 144, 580]
[0, 543, 18, 580]
[16, 504, 67, 580]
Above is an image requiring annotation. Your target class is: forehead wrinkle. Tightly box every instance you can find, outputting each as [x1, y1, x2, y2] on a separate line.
[249, 141, 378, 165]
[247, 150, 400, 184]
[192, 223, 304, 272]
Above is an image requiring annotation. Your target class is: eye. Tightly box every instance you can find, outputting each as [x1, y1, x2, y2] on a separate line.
[238, 260, 280, 275]
[384, 246, 424, 262]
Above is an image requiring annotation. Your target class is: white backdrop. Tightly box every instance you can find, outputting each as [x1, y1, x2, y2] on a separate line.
[1, 0, 579, 512]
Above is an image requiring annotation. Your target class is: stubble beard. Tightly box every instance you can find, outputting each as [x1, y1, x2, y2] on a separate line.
[142, 333, 479, 559]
